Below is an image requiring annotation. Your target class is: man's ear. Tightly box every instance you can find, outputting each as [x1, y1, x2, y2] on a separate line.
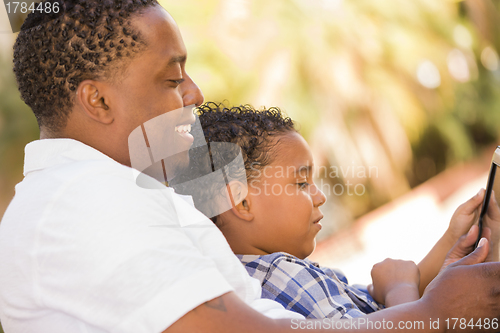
[76, 80, 113, 124]
[227, 181, 253, 222]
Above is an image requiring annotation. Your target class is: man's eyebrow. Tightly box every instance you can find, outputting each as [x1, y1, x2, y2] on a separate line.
[157, 55, 187, 77]
[294, 165, 313, 176]
[166, 55, 187, 67]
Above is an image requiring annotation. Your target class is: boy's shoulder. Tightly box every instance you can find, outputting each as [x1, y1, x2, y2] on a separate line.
[238, 252, 314, 266]
[237, 252, 320, 278]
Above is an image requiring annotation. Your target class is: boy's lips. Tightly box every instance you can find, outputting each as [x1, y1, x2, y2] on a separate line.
[313, 215, 323, 224]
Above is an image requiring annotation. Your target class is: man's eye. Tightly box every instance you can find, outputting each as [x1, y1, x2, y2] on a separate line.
[297, 182, 310, 189]
[170, 78, 185, 86]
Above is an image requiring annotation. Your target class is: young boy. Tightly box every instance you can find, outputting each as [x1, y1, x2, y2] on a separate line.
[171, 102, 497, 320]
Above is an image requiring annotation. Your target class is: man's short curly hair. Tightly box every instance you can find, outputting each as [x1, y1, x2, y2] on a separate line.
[170, 102, 297, 223]
[13, 0, 158, 131]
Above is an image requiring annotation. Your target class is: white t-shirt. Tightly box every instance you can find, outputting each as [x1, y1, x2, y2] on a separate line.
[0, 139, 302, 333]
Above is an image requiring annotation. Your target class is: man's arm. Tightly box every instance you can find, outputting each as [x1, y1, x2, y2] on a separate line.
[164, 291, 432, 333]
[164, 244, 500, 333]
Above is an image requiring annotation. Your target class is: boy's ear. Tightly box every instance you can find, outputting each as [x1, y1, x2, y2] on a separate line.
[227, 181, 253, 222]
[76, 80, 113, 124]
[227, 180, 248, 206]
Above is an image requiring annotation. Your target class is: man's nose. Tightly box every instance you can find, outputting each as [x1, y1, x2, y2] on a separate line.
[182, 73, 204, 107]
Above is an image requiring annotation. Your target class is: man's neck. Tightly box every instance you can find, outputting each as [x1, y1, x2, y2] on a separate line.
[39, 127, 61, 140]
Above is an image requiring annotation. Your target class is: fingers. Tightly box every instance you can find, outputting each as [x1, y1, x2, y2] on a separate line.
[453, 225, 480, 253]
[464, 224, 479, 246]
[486, 190, 500, 220]
[482, 226, 492, 242]
[450, 237, 489, 267]
[444, 225, 481, 264]
[462, 225, 491, 247]
[367, 284, 373, 296]
[457, 189, 485, 216]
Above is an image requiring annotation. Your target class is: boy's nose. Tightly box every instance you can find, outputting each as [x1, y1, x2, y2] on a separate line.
[182, 73, 204, 107]
[313, 185, 327, 207]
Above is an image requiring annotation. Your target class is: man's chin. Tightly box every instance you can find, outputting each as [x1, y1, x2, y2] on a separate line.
[163, 150, 191, 181]
[133, 150, 190, 187]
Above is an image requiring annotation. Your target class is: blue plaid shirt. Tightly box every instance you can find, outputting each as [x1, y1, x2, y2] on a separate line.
[238, 252, 382, 319]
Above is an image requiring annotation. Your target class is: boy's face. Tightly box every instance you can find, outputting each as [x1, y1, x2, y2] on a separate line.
[247, 131, 327, 259]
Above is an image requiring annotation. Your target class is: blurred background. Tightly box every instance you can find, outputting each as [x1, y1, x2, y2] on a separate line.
[0, 0, 500, 319]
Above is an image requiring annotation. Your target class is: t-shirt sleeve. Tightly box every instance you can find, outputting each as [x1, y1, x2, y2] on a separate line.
[34, 173, 234, 333]
[259, 257, 367, 319]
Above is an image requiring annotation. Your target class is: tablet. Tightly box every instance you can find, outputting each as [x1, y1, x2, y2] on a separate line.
[475, 146, 500, 248]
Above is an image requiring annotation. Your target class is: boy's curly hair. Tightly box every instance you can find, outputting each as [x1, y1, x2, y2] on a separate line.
[198, 102, 296, 180]
[13, 0, 158, 131]
[171, 102, 296, 223]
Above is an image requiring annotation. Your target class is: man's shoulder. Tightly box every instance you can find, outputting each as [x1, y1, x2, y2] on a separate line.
[55, 158, 153, 191]
[7, 151, 178, 233]
[27, 147, 168, 198]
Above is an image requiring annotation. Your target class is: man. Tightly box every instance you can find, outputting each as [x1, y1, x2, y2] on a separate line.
[0, 1, 499, 332]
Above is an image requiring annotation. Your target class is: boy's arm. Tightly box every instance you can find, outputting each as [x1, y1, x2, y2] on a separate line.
[419, 189, 500, 295]
[417, 230, 457, 296]
[418, 190, 485, 295]
[382, 284, 420, 308]
[165, 246, 500, 333]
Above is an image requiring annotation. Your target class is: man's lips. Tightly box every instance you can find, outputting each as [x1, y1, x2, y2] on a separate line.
[174, 123, 192, 134]
[174, 110, 196, 135]
[175, 106, 197, 131]
[173, 120, 195, 146]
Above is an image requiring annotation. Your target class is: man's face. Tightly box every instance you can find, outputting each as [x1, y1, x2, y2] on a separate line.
[105, 5, 203, 167]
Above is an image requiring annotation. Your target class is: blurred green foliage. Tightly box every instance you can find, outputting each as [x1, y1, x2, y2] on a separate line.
[160, 0, 500, 232]
[0, 50, 38, 216]
[1, 0, 500, 234]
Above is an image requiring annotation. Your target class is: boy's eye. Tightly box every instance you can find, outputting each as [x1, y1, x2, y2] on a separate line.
[297, 182, 310, 190]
